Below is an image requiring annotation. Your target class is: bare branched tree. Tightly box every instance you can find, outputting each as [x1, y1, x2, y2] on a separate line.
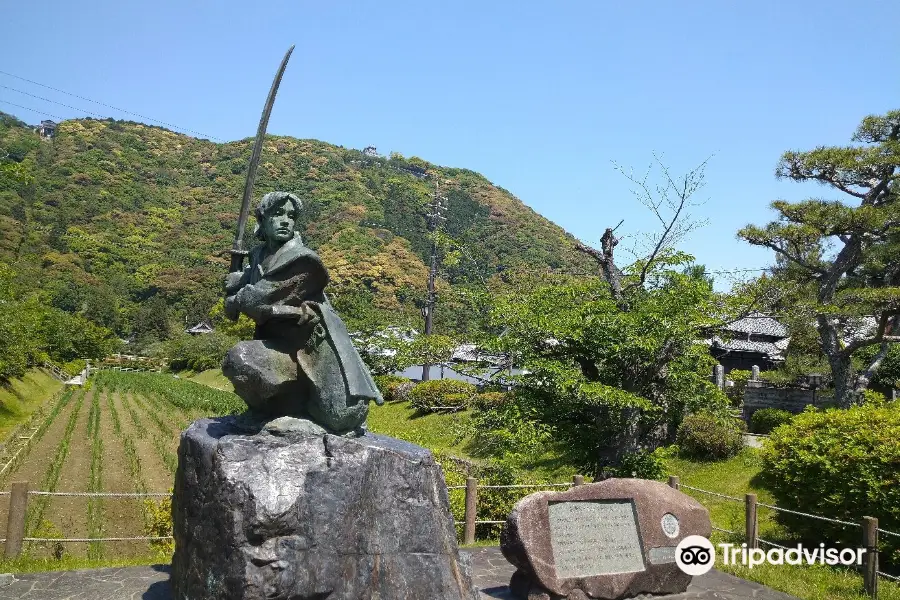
[577, 154, 711, 303]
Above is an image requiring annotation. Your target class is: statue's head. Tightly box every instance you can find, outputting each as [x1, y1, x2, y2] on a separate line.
[254, 191, 302, 245]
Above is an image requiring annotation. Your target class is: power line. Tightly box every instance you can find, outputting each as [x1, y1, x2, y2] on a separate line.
[0, 70, 223, 141]
[1, 84, 112, 121]
[0, 99, 65, 122]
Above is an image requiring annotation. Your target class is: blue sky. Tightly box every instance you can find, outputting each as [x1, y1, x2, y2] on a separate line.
[3, 1, 898, 289]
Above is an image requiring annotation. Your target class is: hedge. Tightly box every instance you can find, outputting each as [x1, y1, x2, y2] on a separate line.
[750, 408, 793, 434]
[760, 402, 900, 569]
[408, 379, 477, 413]
[675, 410, 744, 460]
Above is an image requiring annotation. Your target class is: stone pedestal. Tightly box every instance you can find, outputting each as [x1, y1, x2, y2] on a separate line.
[171, 416, 478, 600]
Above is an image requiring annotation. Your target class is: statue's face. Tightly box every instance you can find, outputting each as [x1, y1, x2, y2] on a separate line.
[262, 199, 297, 245]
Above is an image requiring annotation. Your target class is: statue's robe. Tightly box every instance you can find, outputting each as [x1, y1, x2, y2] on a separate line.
[223, 234, 383, 433]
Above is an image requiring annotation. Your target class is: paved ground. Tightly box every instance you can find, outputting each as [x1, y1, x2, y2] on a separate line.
[743, 434, 767, 449]
[0, 547, 798, 599]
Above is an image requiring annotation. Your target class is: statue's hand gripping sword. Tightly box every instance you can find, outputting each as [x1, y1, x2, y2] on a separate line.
[228, 45, 295, 274]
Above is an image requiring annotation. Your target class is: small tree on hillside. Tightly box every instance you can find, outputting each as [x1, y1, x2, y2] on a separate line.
[739, 111, 900, 407]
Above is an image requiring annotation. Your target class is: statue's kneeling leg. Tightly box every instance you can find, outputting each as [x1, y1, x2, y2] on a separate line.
[223, 340, 305, 416]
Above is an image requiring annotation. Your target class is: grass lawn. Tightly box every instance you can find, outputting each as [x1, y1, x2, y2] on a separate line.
[368, 399, 472, 456]
[177, 369, 900, 599]
[183, 369, 235, 393]
[657, 446, 900, 600]
[0, 369, 63, 439]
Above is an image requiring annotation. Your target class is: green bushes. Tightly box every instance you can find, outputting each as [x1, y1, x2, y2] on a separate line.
[435, 452, 519, 540]
[750, 408, 793, 434]
[373, 375, 413, 402]
[676, 410, 744, 460]
[760, 402, 900, 567]
[472, 391, 510, 411]
[726, 369, 751, 405]
[409, 379, 477, 413]
[165, 331, 237, 373]
[612, 450, 666, 479]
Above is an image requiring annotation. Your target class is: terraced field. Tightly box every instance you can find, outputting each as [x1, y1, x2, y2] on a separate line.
[0, 371, 242, 560]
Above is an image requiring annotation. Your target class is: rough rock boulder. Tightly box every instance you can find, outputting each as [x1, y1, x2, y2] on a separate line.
[171, 416, 479, 600]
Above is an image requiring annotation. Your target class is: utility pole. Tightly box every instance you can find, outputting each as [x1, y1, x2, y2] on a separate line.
[420, 180, 448, 381]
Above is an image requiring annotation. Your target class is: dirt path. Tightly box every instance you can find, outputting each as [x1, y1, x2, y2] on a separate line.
[0, 390, 79, 538]
[42, 387, 94, 557]
[93, 390, 149, 557]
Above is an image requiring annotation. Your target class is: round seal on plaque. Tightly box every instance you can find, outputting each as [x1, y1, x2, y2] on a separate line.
[661, 513, 680, 538]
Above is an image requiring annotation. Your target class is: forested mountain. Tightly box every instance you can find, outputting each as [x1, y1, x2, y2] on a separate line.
[0, 112, 593, 341]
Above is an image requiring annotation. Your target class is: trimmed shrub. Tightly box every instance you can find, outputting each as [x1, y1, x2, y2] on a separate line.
[760, 403, 900, 568]
[144, 492, 175, 557]
[373, 374, 411, 402]
[676, 410, 744, 460]
[392, 381, 414, 403]
[613, 450, 666, 480]
[408, 379, 477, 413]
[862, 388, 887, 404]
[473, 391, 511, 411]
[750, 408, 793, 434]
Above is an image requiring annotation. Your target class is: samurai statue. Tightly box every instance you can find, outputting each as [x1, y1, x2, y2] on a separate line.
[223, 191, 383, 435]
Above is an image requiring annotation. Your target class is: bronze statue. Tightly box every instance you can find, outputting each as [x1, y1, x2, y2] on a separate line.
[223, 191, 383, 435]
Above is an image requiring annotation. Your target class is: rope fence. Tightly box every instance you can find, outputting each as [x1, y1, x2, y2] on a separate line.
[757, 502, 861, 528]
[24, 536, 173, 543]
[679, 484, 743, 503]
[668, 475, 900, 599]
[0, 474, 898, 599]
[712, 525, 739, 535]
[28, 491, 170, 498]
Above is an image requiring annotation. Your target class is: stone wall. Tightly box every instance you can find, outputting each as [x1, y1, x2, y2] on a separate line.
[742, 380, 824, 421]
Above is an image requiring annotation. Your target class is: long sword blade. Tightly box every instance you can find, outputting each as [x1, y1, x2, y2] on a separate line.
[230, 45, 295, 272]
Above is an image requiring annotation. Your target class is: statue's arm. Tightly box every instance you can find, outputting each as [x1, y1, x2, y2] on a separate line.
[224, 267, 252, 321]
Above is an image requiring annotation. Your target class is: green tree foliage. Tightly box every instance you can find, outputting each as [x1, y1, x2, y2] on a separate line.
[400, 334, 457, 370]
[0, 262, 118, 379]
[165, 331, 238, 372]
[761, 402, 900, 568]
[0, 113, 593, 345]
[739, 110, 900, 407]
[479, 255, 729, 476]
[130, 295, 171, 344]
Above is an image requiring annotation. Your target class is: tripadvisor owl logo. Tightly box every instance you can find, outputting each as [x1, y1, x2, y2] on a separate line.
[675, 535, 716, 575]
[674, 535, 867, 576]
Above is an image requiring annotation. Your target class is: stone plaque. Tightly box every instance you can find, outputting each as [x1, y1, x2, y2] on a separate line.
[548, 500, 646, 578]
[501, 479, 713, 599]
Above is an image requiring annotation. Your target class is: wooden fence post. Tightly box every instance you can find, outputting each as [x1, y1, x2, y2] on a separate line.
[668, 476, 680, 490]
[863, 516, 878, 598]
[463, 477, 477, 546]
[745, 493, 758, 549]
[573, 475, 584, 487]
[5, 481, 29, 558]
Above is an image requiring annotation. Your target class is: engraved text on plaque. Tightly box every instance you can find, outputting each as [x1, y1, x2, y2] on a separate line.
[548, 500, 646, 579]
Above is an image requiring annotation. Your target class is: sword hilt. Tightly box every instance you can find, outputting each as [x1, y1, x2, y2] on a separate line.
[229, 249, 251, 273]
